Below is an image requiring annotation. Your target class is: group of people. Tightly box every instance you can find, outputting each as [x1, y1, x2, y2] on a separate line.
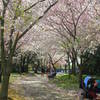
[41, 64, 100, 99]
[41, 64, 56, 79]
[79, 76, 100, 100]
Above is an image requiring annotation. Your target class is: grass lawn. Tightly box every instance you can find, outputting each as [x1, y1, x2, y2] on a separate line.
[51, 74, 79, 90]
[51, 74, 100, 91]
[9, 73, 20, 83]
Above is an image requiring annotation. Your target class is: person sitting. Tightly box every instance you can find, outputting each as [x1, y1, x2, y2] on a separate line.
[82, 76, 100, 100]
[47, 64, 56, 79]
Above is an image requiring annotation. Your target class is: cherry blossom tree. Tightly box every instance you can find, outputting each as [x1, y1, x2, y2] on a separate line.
[0, 0, 58, 99]
[45, 0, 100, 84]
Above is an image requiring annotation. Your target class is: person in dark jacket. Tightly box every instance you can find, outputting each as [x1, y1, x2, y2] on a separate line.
[41, 65, 45, 77]
[46, 64, 56, 79]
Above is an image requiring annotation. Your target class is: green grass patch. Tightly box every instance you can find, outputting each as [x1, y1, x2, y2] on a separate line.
[51, 74, 79, 90]
[10, 73, 20, 83]
[51, 74, 100, 90]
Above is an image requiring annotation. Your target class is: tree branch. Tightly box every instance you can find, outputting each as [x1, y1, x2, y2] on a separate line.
[18, 0, 58, 41]
[12, 32, 19, 55]
[76, 5, 88, 26]
[54, 55, 65, 65]
[24, 0, 45, 12]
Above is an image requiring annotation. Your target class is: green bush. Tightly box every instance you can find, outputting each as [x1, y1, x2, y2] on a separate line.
[52, 74, 79, 90]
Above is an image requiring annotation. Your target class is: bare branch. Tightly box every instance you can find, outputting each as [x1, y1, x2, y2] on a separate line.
[61, 19, 75, 39]
[93, 5, 100, 17]
[54, 55, 65, 65]
[24, 0, 45, 12]
[12, 32, 19, 55]
[70, 8, 76, 27]
[2, 0, 10, 7]
[76, 5, 88, 26]
[10, 0, 22, 36]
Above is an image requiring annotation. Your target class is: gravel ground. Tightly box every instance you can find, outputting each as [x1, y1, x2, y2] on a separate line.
[11, 74, 78, 100]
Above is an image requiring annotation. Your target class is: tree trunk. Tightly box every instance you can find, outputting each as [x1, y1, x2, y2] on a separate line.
[0, 74, 1, 83]
[0, 55, 12, 100]
[25, 57, 30, 73]
[72, 58, 76, 74]
[0, 11, 10, 100]
[64, 64, 67, 73]
[0, 74, 10, 100]
[67, 53, 71, 78]
[78, 57, 83, 88]
[25, 65, 28, 73]
[0, 58, 12, 100]
[0, 64, 2, 82]
[79, 69, 82, 88]
[34, 65, 38, 73]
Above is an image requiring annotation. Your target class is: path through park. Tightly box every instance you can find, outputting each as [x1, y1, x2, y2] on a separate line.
[11, 74, 78, 100]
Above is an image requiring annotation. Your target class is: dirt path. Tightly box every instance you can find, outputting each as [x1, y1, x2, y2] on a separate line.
[11, 74, 78, 100]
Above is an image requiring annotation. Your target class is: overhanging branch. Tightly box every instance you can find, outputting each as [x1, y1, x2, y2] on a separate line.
[18, 0, 58, 41]
[24, 0, 45, 12]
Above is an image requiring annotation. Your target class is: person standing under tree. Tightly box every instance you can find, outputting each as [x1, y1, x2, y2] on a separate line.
[41, 65, 45, 77]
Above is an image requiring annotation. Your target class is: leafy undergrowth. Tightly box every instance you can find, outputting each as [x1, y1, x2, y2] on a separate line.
[51, 74, 79, 90]
[51, 74, 100, 90]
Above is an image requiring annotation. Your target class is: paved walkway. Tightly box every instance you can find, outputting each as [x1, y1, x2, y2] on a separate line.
[11, 74, 78, 100]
